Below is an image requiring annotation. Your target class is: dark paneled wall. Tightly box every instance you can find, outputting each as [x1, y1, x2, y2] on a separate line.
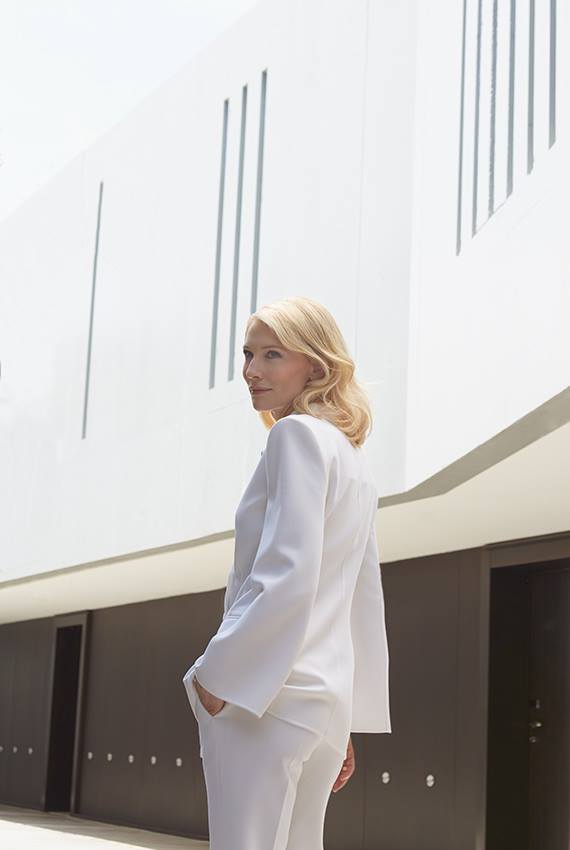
[77, 590, 223, 838]
[0, 617, 54, 807]
[0, 550, 489, 847]
[325, 548, 488, 850]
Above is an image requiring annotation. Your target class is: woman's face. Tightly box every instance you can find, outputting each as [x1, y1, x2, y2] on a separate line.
[242, 319, 322, 418]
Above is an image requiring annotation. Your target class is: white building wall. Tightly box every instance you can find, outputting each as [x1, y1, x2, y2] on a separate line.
[406, 0, 569, 484]
[0, 0, 567, 586]
[0, 0, 416, 583]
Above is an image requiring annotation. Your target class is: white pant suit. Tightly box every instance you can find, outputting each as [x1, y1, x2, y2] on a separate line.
[182, 413, 391, 849]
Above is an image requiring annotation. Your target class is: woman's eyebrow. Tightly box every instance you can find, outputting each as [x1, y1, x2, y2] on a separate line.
[242, 345, 284, 350]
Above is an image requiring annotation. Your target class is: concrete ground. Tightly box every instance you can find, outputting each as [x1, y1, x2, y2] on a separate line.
[0, 804, 207, 849]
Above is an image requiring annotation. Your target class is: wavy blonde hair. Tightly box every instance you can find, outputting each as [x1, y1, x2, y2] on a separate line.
[246, 296, 374, 448]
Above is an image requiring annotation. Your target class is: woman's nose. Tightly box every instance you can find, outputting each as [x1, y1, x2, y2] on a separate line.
[245, 364, 261, 379]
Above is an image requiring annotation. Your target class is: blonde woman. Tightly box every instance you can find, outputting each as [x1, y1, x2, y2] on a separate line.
[183, 296, 391, 849]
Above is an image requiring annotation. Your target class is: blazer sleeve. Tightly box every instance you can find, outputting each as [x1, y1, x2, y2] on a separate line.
[192, 416, 329, 718]
[350, 512, 392, 732]
[222, 565, 241, 617]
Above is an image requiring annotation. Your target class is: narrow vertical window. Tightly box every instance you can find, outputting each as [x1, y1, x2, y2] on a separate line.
[228, 85, 248, 382]
[82, 181, 104, 440]
[457, 0, 556, 253]
[456, 0, 469, 255]
[506, 0, 516, 196]
[549, 0, 556, 147]
[472, 0, 484, 235]
[489, 0, 499, 215]
[209, 99, 229, 390]
[250, 69, 267, 314]
[527, 0, 535, 173]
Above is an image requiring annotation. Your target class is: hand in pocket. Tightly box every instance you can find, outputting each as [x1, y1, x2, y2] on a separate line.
[193, 675, 227, 716]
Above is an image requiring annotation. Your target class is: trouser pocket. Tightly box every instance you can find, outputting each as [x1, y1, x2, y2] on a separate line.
[193, 678, 232, 719]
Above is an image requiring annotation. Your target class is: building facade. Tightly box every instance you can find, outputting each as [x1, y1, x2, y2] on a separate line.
[1, 1, 569, 847]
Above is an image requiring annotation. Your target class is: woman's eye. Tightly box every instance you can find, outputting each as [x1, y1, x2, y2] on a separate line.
[243, 351, 280, 358]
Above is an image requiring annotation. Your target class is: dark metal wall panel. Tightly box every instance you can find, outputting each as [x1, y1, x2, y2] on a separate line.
[454, 548, 491, 850]
[361, 553, 462, 850]
[0, 618, 54, 808]
[78, 603, 148, 823]
[77, 589, 222, 838]
[136, 594, 212, 835]
[0, 624, 16, 801]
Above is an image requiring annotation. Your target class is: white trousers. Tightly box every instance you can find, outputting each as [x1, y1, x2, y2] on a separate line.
[192, 693, 346, 850]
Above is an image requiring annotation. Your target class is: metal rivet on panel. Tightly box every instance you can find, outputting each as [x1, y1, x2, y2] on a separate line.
[87, 752, 93, 760]
[426, 774, 435, 787]
[28, 747, 33, 755]
[381, 771, 390, 784]
[128, 754, 135, 763]
[150, 755, 157, 765]
[107, 753, 113, 762]
[176, 757, 183, 767]
[12, 746, 18, 753]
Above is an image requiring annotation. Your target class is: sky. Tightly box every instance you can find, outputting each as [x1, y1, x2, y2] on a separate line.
[0, 0, 260, 224]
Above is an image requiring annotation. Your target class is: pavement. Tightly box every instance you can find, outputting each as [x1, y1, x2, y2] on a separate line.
[0, 804, 208, 849]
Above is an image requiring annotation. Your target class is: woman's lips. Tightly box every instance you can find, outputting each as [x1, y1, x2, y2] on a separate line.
[250, 388, 271, 394]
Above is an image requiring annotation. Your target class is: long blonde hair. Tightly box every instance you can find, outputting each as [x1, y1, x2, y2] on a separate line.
[246, 296, 374, 448]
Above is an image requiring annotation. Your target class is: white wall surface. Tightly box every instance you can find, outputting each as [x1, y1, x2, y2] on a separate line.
[0, 0, 568, 588]
[406, 0, 570, 485]
[1, 0, 415, 583]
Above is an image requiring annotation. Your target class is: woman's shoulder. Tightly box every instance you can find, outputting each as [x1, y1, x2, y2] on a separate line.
[269, 413, 319, 441]
[268, 414, 344, 459]
[287, 412, 357, 446]
[270, 413, 331, 439]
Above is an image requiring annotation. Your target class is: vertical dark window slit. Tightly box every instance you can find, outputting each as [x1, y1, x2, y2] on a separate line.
[250, 69, 267, 313]
[507, 0, 516, 196]
[527, 0, 535, 173]
[81, 180, 104, 440]
[489, 0, 498, 215]
[456, 0, 469, 255]
[228, 85, 248, 381]
[472, 0, 483, 235]
[549, 0, 556, 147]
[209, 99, 229, 389]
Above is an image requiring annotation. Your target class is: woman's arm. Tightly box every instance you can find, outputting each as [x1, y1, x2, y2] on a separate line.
[192, 416, 329, 717]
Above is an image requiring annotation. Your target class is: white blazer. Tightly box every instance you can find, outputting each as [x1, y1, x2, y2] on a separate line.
[183, 412, 391, 744]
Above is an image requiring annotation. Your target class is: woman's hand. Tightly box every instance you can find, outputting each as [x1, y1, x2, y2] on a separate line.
[193, 675, 226, 716]
[332, 735, 355, 793]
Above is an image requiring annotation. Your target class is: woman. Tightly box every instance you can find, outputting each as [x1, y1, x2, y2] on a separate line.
[182, 296, 391, 850]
